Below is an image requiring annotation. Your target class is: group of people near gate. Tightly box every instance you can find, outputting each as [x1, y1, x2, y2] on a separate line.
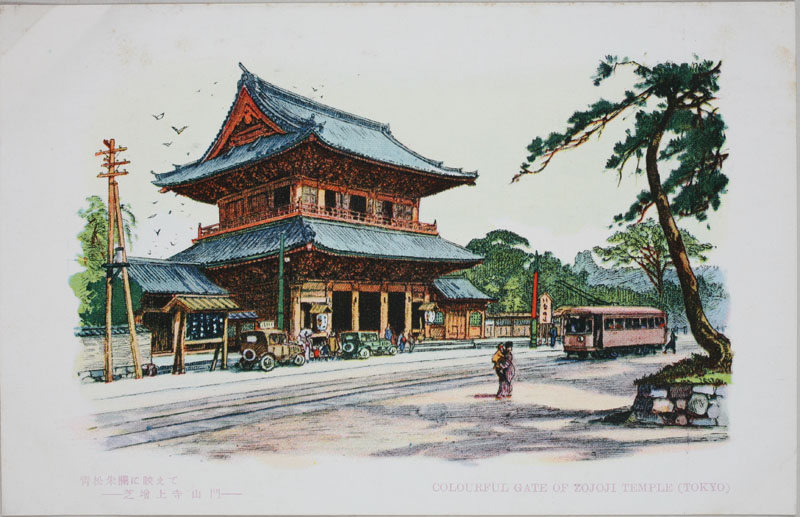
[383, 326, 416, 353]
[297, 328, 336, 362]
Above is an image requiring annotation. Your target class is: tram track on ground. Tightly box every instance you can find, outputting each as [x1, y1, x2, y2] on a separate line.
[95, 354, 555, 450]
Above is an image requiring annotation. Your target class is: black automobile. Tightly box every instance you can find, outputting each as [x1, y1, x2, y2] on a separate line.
[338, 331, 398, 359]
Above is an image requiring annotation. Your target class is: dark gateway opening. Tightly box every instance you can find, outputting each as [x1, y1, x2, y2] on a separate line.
[359, 292, 380, 331]
[388, 292, 405, 334]
[332, 291, 352, 334]
[411, 301, 423, 332]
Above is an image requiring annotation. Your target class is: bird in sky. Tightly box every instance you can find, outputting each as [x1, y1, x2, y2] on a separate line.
[163, 142, 172, 147]
[196, 89, 201, 93]
[170, 241, 175, 246]
[168, 210, 172, 215]
[152, 112, 165, 120]
[172, 125, 188, 134]
[152, 200, 158, 204]
[147, 214, 157, 219]
[155, 229, 161, 236]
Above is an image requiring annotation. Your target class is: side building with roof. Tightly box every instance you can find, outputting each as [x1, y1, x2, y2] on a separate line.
[133, 64, 492, 358]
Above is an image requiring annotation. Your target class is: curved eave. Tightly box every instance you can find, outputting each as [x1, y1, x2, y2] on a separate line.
[153, 130, 313, 190]
[311, 243, 482, 263]
[311, 132, 478, 182]
[203, 244, 482, 270]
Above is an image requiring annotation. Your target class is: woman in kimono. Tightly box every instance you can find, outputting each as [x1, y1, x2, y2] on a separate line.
[494, 341, 515, 398]
[492, 343, 506, 397]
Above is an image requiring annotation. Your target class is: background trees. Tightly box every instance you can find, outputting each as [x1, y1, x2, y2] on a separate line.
[517, 57, 731, 369]
[69, 195, 140, 326]
[593, 220, 712, 299]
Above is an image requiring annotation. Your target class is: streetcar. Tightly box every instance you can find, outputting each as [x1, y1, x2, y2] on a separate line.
[558, 306, 668, 359]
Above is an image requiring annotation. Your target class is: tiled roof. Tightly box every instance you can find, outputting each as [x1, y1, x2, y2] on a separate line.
[169, 216, 482, 267]
[74, 325, 150, 337]
[433, 277, 493, 301]
[152, 131, 310, 188]
[153, 64, 477, 188]
[229, 311, 259, 320]
[127, 257, 228, 295]
[164, 295, 239, 312]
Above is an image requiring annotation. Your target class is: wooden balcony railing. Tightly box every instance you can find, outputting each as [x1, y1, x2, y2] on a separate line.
[197, 201, 437, 239]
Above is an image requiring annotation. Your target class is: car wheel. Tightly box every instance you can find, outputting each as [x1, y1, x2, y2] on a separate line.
[239, 358, 254, 371]
[387, 346, 398, 356]
[358, 347, 371, 359]
[259, 354, 276, 372]
[293, 354, 306, 366]
[242, 348, 257, 362]
[342, 342, 355, 354]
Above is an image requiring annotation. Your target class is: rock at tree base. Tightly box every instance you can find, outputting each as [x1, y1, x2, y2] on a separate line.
[693, 385, 715, 395]
[651, 398, 674, 413]
[687, 393, 710, 416]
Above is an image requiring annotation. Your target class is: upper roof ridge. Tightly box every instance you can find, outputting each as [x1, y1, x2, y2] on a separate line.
[241, 65, 389, 132]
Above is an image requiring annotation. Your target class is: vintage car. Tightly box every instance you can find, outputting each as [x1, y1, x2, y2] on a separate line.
[238, 329, 306, 371]
[338, 331, 398, 359]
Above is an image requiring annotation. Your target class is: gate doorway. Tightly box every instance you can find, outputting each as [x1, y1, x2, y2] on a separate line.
[332, 291, 352, 334]
[388, 292, 405, 334]
[359, 292, 380, 331]
[411, 302, 423, 333]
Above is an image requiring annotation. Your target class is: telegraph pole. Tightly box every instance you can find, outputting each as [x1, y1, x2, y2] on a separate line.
[96, 139, 142, 382]
[530, 251, 540, 348]
[277, 231, 286, 330]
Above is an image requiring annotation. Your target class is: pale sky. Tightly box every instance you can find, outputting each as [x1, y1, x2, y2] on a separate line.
[0, 3, 794, 269]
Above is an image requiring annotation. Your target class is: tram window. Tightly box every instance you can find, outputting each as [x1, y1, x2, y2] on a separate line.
[656, 317, 665, 328]
[626, 318, 643, 329]
[566, 317, 592, 334]
[604, 319, 614, 330]
[648, 318, 655, 329]
[614, 318, 624, 330]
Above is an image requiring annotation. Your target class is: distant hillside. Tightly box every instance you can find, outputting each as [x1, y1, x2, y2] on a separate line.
[571, 250, 729, 329]
[573, 250, 727, 292]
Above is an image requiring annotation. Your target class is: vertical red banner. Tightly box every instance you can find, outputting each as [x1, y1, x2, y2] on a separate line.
[531, 270, 539, 319]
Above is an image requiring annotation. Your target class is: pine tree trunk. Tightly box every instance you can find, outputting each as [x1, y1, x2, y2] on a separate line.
[645, 104, 732, 369]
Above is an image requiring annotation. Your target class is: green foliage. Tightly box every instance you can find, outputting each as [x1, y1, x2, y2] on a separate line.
[636, 353, 731, 385]
[464, 230, 534, 315]
[70, 195, 138, 326]
[519, 57, 728, 227]
[463, 229, 727, 332]
[464, 229, 664, 315]
[594, 220, 712, 295]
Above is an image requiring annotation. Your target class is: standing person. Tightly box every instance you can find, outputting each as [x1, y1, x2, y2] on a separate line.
[497, 342, 516, 398]
[384, 325, 393, 343]
[398, 332, 406, 353]
[492, 343, 506, 397]
[407, 333, 416, 353]
[549, 326, 557, 347]
[299, 328, 312, 362]
[664, 329, 677, 354]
